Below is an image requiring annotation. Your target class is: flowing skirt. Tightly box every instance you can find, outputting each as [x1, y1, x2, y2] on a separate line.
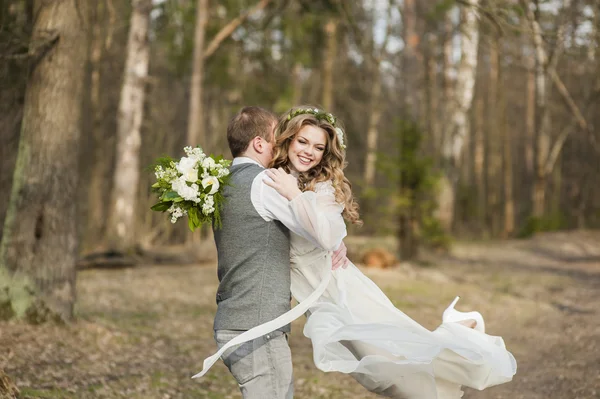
[291, 250, 517, 399]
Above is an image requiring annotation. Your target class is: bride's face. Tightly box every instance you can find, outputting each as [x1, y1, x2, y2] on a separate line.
[288, 125, 327, 173]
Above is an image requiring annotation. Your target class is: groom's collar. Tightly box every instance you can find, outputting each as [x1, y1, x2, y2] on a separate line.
[232, 157, 265, 168]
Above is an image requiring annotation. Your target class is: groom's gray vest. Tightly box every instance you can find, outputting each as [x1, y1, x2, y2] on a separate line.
[213, 162, 291, 332]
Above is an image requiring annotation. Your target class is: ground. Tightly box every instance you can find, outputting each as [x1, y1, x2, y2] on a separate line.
[1, 231, 599, 399]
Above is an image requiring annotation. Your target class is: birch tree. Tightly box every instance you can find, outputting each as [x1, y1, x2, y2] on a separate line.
[0, 0, 88, 322]
[363, 1, 393, 188]
[187, 0, 209, 149]
[106, 0, 152, 253]
[321, 15, 338, 110]
[438, 1, 480, 230]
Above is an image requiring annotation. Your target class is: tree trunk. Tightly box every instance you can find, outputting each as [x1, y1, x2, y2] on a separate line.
[83, 1, 109, 253]
[525, 51, 535, 178]
[487, 35, 500, 234]
[0, 0, 88, 322]
[0, 0, 33, 243]
[526, 0, 572, 218]
[292, 62, 303, 105]
[440, 12, 454, 166]
[363, 68, 383, 188]
[402, 0, 419, 119]
[438, 1, 479, 230]
[186, 0, 273, 148]
[186, 0, 209, 148]
[499, 38, 514, 236]
[473, 90, 486, 231]
[425, 33, 439, 156]
[107, 0, 151, 253]
[532, 10, 549, 219]
[444, 2, 479, 165]
[321, 17, 337, 111]
[398, 0, 419, 257]
[363, 6, 393, 189]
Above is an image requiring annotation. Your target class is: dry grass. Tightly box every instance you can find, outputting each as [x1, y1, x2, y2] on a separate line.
[1, 232, 599, 398]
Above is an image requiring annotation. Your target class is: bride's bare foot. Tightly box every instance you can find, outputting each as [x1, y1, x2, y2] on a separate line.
[457, 319, 477, 329]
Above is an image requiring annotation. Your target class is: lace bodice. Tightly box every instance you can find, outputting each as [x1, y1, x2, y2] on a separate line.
[288, 181, 347, 260]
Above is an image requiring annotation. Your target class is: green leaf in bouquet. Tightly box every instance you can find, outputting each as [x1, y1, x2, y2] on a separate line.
[151, 201, 172, 212]
[188, 206, 200, 225]
[188, 215, 196, 232]
[187, 207, 201, 232]
[162, 191, 180, 201]
[212, 191, 225, 229]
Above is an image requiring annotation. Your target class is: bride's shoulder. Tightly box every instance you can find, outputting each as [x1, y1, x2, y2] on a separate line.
[314, 180, 335, 195]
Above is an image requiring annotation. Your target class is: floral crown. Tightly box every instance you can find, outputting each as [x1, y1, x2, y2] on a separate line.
[286, 107, 346, 150]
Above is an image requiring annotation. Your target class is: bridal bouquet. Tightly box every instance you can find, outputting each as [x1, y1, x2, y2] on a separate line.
[150, 146, 231, 231]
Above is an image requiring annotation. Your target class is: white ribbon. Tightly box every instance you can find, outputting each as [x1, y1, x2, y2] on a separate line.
[192, 251, 332, 379]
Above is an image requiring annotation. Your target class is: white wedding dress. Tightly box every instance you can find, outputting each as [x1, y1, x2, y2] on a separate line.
[193, 181, 517, 398]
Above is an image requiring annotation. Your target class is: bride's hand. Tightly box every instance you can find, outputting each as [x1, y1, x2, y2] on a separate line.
[332, 241, 349, 270]
[264, 168, 302, 201]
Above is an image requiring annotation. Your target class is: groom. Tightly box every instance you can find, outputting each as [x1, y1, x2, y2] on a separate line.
[212, 106, 348, 399]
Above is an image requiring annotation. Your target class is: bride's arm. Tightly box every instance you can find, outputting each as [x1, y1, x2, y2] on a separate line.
[264, 168, 346, 251]
[289, 181, 347, 251]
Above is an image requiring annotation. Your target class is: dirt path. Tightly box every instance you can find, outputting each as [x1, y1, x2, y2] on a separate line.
[1, 232, 599, 398]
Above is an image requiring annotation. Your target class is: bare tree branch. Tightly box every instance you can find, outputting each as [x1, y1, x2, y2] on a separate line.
[0, 31, 59, 61]
[549, 70, 589, 132]
[544, 122, 574, 175]
[455, 0, 504, 35]
[203, 0, 272, 60]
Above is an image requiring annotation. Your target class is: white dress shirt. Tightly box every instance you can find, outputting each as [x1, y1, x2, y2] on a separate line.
[232, 157, 345, 251]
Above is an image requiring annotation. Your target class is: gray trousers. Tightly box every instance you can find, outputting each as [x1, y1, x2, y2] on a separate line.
[215, 329, 294, 399]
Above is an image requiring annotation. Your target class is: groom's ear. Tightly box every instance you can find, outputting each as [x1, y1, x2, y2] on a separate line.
[252, 136, 265, 153]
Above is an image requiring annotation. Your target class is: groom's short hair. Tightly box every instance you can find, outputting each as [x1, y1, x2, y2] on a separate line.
[227, 106, 277, 157]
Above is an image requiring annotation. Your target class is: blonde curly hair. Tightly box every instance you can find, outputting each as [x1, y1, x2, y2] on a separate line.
[270, 106, 362, 225]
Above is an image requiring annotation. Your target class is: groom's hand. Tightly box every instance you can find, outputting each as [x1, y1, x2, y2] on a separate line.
[332, 241, 349, 270]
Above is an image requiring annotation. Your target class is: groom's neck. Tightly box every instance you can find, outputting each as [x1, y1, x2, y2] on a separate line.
[239, 152, 268, 168]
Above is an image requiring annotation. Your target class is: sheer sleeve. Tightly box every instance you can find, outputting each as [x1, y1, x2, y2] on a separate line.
[288, 181, 347, 251]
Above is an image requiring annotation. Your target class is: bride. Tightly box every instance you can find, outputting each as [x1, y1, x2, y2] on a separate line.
[194, 106, 517, 398]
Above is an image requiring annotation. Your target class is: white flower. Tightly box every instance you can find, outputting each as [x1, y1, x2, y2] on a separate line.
[177, 156, 198, 174]
[202, 157, 216, 170]
[167, 204, 187, 223]
[202, 176, 219, 195]
[183, 168, 198, 183]
[154, 166, 164, 179]
[184, 146, 206, 162]
[172, 178, 200, 202]
[216, 166, 229, 178]
[202, 195, 215, 215]
[176, 157, 199, 182]
[335, 127, 346, 150]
